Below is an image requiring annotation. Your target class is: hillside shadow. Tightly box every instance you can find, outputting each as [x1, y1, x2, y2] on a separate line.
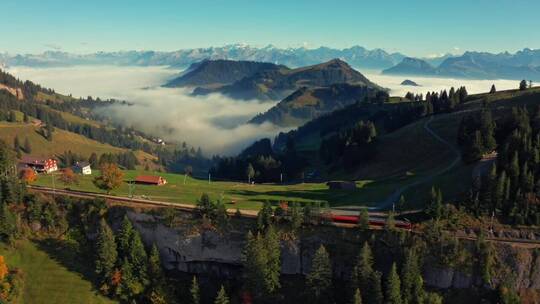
[34, 238, 101, 290]
[228, 188, 380, 207]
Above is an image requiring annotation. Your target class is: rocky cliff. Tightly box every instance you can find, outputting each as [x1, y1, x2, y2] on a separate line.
[125, 210, 540, 291]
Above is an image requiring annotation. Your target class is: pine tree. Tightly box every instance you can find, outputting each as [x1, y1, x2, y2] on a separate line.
[352, 242, 374, 301]
[243, 231, 267, 299]
[190, 276, 200, 304]
[426, 187, 443, 220]
[128, 229, 149, 287]
[490, 84, 497, 94]
[117, 215, 135, 259]
[23, 137, 31, 154]
[256, 201, 273, 231]
[264, 225, 281, 295]
[13, 136, 19, 152]
[95, 218, 118, 279]
[214, 285, 230, 304]
[401, 249, 421, 304]
[519, 80, 528, 90]
[306, 245, 332, 303]
[353, 288, 363, 304]
[369, 271, 384, 304]
[385, 212, 396, 231]
[148, 244, 164, 286]
[385, 263, 403, 304]
[358, 207, 370, 231]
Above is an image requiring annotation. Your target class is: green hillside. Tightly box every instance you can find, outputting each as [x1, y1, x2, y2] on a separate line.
[0, 240, 115, 304]
[0, 121, 124, 158]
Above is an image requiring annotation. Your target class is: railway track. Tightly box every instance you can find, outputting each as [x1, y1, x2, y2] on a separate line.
[28, 185, 540, 246]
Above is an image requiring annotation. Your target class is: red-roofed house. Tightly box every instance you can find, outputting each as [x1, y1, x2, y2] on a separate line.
[20, 156, 58, 173]
[134, 175, 167, 186]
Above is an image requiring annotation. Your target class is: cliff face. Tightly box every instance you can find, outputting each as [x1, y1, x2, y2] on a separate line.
[126, 211, 540, 291]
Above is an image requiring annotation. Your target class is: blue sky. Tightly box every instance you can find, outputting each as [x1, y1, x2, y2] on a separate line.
[1, 0, 539, 57]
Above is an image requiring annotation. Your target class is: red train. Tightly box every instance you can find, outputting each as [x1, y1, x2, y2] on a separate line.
[331, 214, 412, 230]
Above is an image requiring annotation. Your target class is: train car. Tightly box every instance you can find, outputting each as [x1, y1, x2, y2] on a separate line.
[330, 214, 412, 230]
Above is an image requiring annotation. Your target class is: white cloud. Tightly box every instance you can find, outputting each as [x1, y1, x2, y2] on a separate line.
[363, 71, 522, 97]
[7, 66, 286, 155]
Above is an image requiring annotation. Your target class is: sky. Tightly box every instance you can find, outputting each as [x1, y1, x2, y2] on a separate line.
[1, 0, 539, 57]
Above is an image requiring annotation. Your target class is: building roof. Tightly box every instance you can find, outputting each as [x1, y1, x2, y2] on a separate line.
[135, 175, 164, 184]
[20, 156, 53, 165]
[74, 161, 91, 168]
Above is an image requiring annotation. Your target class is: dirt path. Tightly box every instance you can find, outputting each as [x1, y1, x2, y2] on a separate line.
[374, 113, 463, 210]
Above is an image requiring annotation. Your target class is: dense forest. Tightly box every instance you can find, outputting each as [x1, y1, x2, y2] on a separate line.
[459, 106, 540, 225]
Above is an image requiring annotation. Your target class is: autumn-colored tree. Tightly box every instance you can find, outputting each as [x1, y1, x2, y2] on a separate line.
[58, 168, 79, 187]
[19, 168, 37, 183]
[93, 163, 124, 194]
[0, 256, 8, 281]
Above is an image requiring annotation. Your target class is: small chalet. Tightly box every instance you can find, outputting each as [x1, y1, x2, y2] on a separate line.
[134, 175, 167, 186]
[73, 161, 92, 175]
[20, 156, 58, 173]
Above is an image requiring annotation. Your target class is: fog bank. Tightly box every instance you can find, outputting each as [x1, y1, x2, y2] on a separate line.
[7, 66, 284, 155]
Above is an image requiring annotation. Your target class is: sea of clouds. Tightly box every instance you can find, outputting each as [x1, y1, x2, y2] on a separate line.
[7, 65, 525, 155]
[7, 65, 284, 155]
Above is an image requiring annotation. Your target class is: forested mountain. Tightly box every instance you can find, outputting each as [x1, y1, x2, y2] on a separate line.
[164, 59, 285, 88]
[249, 83, 388, 127]
[193, 59, 382, 101]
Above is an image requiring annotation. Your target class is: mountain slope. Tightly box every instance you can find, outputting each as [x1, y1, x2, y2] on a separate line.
[164, 59, 285, 88]
[382, 57, 437, 76]
[383, 49, 540, 80]
[194, 59, 382, 100]
[249, 83, 387, 126]
[1, 44, 406, 70]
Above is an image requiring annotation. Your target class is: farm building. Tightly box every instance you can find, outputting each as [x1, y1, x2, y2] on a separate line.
[326, 181, 356, 190]
[134, 175, 167, 186]
[73, 161, 92, 175]
[19, 156, 58, 173]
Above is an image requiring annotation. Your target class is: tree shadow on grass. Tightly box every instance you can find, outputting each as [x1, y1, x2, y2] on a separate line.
[34, 238, 101, 292]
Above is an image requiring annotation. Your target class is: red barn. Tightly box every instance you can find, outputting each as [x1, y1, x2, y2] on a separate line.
[20, 156, 58, 173]
[134, 175, 167, 186]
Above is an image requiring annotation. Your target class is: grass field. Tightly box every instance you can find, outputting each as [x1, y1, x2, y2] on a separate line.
[0, 121, 124, 158]
[0, 240, 115, 304]
[31, 169, 407, 209]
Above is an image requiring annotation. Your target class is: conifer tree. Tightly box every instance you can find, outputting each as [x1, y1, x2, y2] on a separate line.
[243, 231, 267, 299]
[148, 244, 164, 286]
[117, 215, 135, 259]
[490, 84, 497, 94]
[385, 263, 403, 304]
[369, 271, 384, 304]
[23, 137, 31, 154]
[95, 218, 118, 279]
[264, 225, 281, 294]
[256, 201, 273, 231]
[306, 245, 332, 303]
[353, 288, 363, 304]
[128, 229, 149, 286]
[358, 207, 370, 231]
[401, 249, 421, 304]
[519, 80, 528, 90]
[190, 276, 200, 304]
[426, 187, 443, 220]
[214, 285, 230, 304]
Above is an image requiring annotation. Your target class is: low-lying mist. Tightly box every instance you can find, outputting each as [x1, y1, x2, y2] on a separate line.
[363, 71, 522, 96]
[7, 66, 285, 155]
[7, 65, 526, 156]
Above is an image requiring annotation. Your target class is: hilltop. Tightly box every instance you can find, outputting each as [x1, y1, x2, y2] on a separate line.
[382, 57, 437, 76]
[194, 58, 382, 100]
[249, 83, 387, 126]
[164, 59, 285, 88]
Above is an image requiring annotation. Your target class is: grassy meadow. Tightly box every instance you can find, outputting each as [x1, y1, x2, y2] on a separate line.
[0, 240, 115, 304]
[31, 169, 412, 210]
